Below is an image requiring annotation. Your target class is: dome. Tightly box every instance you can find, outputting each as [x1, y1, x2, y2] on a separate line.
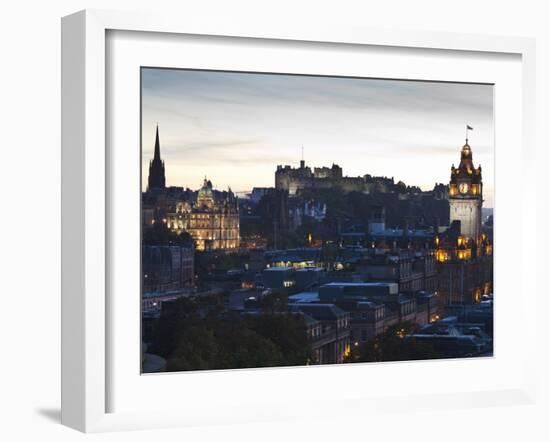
[197, 177, 215, 207]
[198, 178, 213, 196]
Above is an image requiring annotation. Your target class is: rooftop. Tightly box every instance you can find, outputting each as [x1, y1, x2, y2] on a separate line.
[142, 289, 190, 299]
[322, 282, 396, 288]
[288, 292, 320, 303]
[289, 303, 349, 320]
[296, 266, 324, 273]
[263, 266, 295, 272]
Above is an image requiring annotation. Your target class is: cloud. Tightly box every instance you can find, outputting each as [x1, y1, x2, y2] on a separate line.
[141, 68, 494, 206]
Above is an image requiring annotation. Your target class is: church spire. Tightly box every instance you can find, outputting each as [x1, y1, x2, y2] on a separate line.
[153, 124, 161, 161]
[147, 125, 166, 191]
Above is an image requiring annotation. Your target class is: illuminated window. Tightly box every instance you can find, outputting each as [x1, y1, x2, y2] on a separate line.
[435, 250, 449, 262]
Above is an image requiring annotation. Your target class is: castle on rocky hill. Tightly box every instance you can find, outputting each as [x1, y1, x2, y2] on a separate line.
[275, 159, 415, 196]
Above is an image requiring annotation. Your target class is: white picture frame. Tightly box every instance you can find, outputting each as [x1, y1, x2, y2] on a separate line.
[61, 9, 537, 433]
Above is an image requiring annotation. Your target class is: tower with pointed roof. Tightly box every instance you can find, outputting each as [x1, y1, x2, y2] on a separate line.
[448, 136, 483, 244]
[147, 125, 166, 190]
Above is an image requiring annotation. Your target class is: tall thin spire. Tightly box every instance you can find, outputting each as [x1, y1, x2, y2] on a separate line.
[148, 124, 166, 190]
[153, 124, 161, 161]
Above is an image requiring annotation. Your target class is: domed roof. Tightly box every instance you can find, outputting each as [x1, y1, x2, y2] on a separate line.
[197, 177, 215, 207]
[198, 177, 213, 196]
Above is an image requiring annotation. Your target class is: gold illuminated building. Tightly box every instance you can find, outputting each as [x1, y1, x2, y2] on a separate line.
[167, 178, 240, 251]
[434, 135, 493, 304]
[437, 137, 492, 260]
[448, 140, 483, 244]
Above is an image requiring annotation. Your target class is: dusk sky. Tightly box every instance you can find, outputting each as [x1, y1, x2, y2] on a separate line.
[141, 68, 494, 207]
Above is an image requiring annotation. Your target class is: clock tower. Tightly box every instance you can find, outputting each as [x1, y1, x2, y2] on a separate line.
[448, 138, 483, 244]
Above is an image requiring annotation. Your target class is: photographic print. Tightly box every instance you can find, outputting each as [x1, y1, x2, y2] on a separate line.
[140, 68, 494, 373]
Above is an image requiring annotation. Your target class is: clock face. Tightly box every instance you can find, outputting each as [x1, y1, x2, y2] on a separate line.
[458, 183, 469, 194]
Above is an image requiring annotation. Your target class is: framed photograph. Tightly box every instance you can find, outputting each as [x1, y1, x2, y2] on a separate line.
[61, 9, 537, 432]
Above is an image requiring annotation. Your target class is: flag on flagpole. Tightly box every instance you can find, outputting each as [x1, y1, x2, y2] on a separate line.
[467, 125, 473, 130]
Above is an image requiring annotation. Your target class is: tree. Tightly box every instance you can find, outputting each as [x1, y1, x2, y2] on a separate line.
[148, 294, 224, 358]
[166, 321, 287, 371]
[246, 314, 312, 366]
[149, 295, 312, 372]
[345, 321, 437, 363]
[143, 222, 193, 246]
[212, 323, 285, 369]
[257, 291, 288, 314]
[166, 326, 219, 371]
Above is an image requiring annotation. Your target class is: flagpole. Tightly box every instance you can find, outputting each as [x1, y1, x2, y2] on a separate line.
[465, 124, 473, 143]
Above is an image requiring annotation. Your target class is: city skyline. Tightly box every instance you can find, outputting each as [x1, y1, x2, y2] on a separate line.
[141, 69, 494, 373]
[141, 68, 494, 207]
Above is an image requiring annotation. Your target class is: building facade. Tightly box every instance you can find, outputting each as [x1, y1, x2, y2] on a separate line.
[142, 245, 195, 293]
[293, 282, 441, 344]
[436, 138, 493, 304]
[167, 178, 240, 251]
[290, 304, 351, 364]
[448, 139, 483, 244]
[355, 249, 438, 293]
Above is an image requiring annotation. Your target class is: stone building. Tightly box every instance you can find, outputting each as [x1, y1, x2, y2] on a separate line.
[142, 245, 195, 293]
[355, 249, 438, 293]
[435, 138, 493, 304]
[296, 282, 441, 344]
[275, 159, 397, 195]
[167, 178, 240, 251]
[435, 222, 493, 304]
[448, 138, 483, 244]
[142, 127, 240, 252]
[290, 304, 351, 364]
